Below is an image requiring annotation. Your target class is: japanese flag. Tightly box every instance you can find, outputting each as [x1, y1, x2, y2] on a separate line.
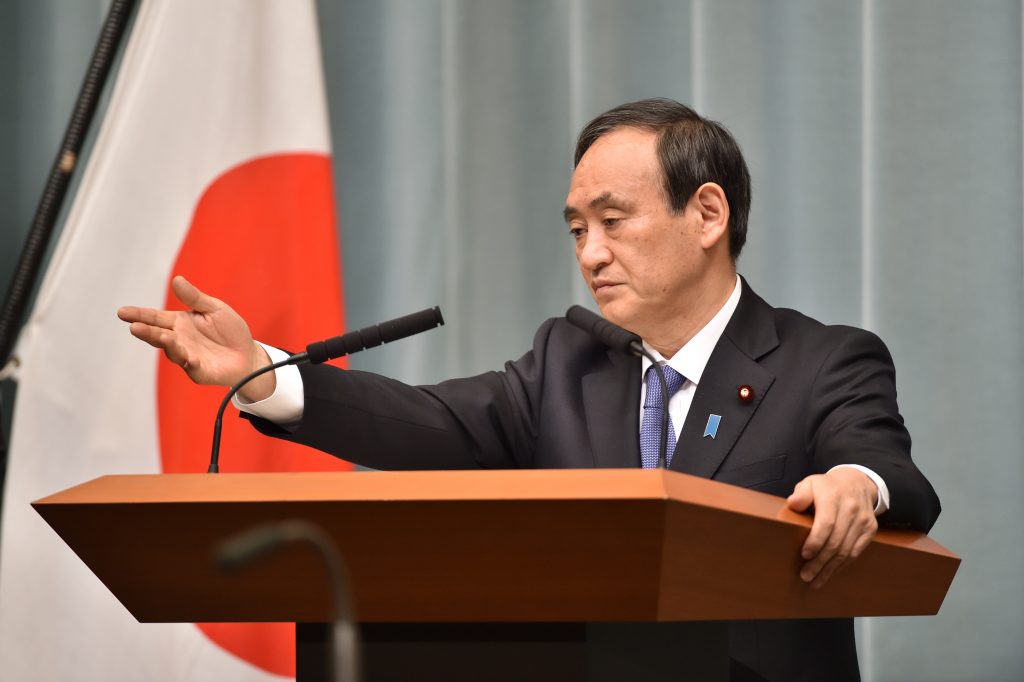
[0, 1, 348, 679]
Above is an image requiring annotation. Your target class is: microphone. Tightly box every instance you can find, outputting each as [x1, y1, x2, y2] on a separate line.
[565, 305, 672, 470]
[306, 306, 444, 364]
[208, 307, 445, 473]
[565, 305, 642, 354]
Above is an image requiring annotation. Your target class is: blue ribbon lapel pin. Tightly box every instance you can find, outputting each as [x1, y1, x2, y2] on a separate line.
[703, 414, 722, 439]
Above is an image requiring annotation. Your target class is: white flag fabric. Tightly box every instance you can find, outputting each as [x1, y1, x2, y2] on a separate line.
[0, 1, 349, 679]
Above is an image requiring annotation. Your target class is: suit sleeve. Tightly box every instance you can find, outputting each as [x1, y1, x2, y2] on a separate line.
[243, 319, 558, 470]
[806, 327, 941, 532]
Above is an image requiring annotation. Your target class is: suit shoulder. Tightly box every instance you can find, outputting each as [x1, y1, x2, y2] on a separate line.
[771, 306, 889, 352]
[757, 306, 896, 377]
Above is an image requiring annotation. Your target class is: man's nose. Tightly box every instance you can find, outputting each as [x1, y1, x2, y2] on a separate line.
[578, 230, 612, 272]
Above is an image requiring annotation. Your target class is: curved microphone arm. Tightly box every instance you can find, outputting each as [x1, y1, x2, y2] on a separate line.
[208, 352, 308, 473]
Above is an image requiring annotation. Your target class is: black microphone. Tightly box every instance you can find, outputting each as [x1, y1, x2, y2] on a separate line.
[208, 307, 445, 473]
[306, 306, 444, 364]
[565, 305, 672, 470]
[565, 305, 641, 354]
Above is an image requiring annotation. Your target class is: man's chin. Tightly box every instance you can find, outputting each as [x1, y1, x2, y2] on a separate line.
[595, 302, 638, 334]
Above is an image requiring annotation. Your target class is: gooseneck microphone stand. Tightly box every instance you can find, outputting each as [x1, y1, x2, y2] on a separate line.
[208, 353, 307, 473]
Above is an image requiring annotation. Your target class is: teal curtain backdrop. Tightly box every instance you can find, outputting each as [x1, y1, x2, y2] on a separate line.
[2, 1, 1021, 679]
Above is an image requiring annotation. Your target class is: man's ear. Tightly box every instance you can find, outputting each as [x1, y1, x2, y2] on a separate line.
[694, 182, 730, 251]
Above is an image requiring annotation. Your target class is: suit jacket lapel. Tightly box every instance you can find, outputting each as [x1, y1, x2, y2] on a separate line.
[673, 278, 780, 479]
[583, 348, 641, 468]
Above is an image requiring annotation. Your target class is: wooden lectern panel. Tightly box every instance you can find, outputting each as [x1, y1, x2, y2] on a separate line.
[32, 469, 959, 624]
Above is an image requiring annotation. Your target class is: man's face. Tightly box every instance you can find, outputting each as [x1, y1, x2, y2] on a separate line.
[564, 127, 706, 336]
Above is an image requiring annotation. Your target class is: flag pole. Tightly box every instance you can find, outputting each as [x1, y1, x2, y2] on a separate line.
[0, 0, 139, 499]
[0, 0, 140, 371]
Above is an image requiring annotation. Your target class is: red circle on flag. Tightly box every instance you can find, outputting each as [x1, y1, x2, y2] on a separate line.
[157, 153, 350, 677]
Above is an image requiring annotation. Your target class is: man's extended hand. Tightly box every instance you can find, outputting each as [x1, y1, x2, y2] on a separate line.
[786, 467, 879, 589]
[117, 276, 275, 401]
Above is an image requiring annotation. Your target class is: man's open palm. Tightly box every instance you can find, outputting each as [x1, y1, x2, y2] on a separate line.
[118, 276, 271, 397]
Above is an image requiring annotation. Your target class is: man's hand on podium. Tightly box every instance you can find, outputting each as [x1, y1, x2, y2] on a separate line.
[786, 467, 879, 589]
[117, 275, 276, 402]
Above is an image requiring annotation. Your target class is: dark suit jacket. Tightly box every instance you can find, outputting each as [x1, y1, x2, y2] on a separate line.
[249, 279, 940, 681]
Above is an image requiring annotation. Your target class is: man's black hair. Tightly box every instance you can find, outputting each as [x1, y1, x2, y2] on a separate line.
[574, 98, 751, 259]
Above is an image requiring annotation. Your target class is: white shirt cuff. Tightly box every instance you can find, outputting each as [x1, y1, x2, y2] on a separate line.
[231, 342, 305, 427]
[829, 464, 890, 515]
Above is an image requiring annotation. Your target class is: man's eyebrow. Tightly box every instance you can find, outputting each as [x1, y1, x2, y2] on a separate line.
[562, 192, 625, 223]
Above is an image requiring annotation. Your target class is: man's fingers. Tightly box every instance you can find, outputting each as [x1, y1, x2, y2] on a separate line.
[128, 322, 170, 349]
[800, 515, 849, 583]
[799, 530, 834, 580]
[849, 524, 875, 560]
[809, 516, 876, 588]
[786, 478, 814, 513]
[171, 275, 220, 314]
[118, 305, 178, 329]
[799, 487, 838, 560]
[799, 490, 855, 582]
[809, 552, 847, 589]
[161, 343, 188, 368]
[818, 526, 875, 586]
[128, 323, 188, 362]
[802, 498, 877, 587]
[791, 469, 880, 588]
[128, 322, 209, 380]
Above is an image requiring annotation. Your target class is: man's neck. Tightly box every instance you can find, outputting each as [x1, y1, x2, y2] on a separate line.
[644, 270, 738, 359]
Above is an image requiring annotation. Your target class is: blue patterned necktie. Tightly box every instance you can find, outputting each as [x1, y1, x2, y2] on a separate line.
[640, 364, 687, 469]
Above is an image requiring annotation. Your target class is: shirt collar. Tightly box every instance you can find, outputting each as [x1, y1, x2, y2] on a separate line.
[640, 274, 742, 386]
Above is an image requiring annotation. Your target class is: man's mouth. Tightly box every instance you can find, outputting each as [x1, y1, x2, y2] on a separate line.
[591, 281, 621, 296]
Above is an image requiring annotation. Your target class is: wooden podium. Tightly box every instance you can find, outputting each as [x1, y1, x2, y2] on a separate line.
[34, 469, 959, 680]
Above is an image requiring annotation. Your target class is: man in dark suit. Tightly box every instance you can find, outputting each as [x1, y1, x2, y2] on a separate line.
[120, 98, 939, 680]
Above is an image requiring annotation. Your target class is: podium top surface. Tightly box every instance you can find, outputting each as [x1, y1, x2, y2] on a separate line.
[41, 468, 755, 503]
